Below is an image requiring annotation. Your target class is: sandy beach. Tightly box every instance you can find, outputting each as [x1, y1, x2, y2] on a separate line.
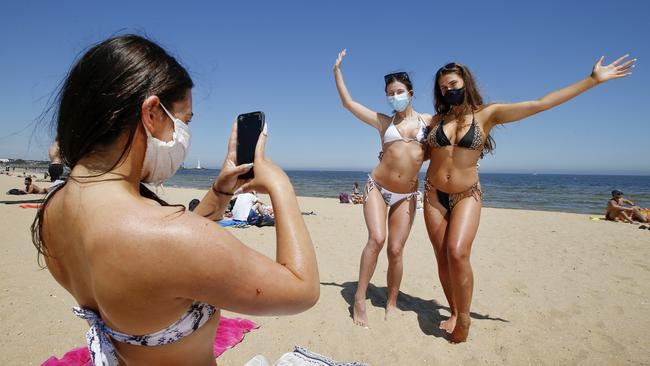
[1, 172, 648, 365]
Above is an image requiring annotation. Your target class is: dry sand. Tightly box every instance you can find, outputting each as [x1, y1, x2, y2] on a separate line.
[0, 172, 648, 365]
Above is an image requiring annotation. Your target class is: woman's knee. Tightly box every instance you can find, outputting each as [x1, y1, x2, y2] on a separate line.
[447, 244, 471, 265]
[386, 243, 404, 261]
[366, 233, 386, 252]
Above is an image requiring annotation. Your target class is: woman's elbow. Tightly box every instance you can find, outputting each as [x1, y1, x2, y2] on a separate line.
[305, 283, 320, 308]
[294, 280, 320, 312]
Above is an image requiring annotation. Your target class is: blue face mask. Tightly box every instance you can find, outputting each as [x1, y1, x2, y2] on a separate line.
[386, 92, 410, 112]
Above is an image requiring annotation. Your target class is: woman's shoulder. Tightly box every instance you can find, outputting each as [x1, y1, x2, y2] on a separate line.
[90, 206, 232, 277]
[423, 113, 442, 126]
[475, 103, 500, 116]
[376, 113, 393, 130]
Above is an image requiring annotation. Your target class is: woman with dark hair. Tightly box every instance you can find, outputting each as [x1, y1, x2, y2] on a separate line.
[333, 49, 433, 327]
[33, 34, 319, 365]
[424, 55, 635, 343]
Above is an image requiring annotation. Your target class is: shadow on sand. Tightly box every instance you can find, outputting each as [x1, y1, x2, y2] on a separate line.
[321, 281, 509, 339]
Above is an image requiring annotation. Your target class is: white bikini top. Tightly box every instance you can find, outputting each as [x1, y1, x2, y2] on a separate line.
[382, 114, 428, 145]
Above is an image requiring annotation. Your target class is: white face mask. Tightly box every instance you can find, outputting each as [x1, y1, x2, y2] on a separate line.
[140, 102, 191, 185]
[386, 92, 410, 112]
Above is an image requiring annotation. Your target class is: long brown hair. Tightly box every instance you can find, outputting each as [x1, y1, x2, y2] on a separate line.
[433, 62, 495, 155]
[31, 35, 193, 267]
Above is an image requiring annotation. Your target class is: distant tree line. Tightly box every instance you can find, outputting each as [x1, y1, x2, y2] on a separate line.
[0, 159, 50, 169]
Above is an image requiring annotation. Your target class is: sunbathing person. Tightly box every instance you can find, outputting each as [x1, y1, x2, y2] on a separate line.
[231, 191, 259, 221]
[31, 35, 319, 366]
[606, 190, 650, 223]
[351, 182, 363, 204]
[22, 177, 48, 194]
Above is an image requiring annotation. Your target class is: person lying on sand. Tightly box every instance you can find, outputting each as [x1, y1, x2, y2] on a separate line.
[606, 190, 649, 223]
[20, 176, 48, 194]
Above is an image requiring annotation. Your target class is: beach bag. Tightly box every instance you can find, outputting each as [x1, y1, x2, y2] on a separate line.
[339, 193, 350, 203]
[249, 214, 275, 227]
[188, 199, 200, 212]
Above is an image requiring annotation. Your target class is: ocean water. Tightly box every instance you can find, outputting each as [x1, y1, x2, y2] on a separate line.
[164, 169, 650, 215]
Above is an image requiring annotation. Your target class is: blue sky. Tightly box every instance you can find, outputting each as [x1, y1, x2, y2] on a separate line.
[1, 0, 648, 175]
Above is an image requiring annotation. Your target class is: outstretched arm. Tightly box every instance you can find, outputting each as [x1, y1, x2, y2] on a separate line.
[486, 55, 636, 126]
[333, 49, 386, 130]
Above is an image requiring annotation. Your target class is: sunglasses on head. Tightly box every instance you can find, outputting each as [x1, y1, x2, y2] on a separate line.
[384, 72, 410, 83]
[437, 62, 460, 74]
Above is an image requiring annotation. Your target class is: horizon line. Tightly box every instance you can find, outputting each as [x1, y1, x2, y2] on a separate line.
[180, 167, 650, 177]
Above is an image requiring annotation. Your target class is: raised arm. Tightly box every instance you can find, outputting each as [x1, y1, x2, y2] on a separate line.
[333, 49, 386, 130]
[158, 128, 319, 316]
[485, 55, 636, 126]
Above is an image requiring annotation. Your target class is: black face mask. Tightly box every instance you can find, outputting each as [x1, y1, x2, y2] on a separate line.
[442, 87, 465, 106]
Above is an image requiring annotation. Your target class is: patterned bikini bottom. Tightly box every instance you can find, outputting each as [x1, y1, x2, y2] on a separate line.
[424, 178, 483, 212]
[365, 175, 418, 207]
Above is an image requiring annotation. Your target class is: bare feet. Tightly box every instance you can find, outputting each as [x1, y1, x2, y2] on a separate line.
[439, 314, 457, 333]
[353, 298, 369, 328]
[384, 302, 397, 320]
[449, 313, 471, 344]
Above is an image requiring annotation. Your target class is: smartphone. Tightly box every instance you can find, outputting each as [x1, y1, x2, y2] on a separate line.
[236, 111, 265, 179]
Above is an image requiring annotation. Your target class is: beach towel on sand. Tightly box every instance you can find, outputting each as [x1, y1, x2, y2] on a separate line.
[19, 204, 41, 209]
[41, 316, 258, 365]
[589, 216, 606, 221]
[249, 346, 367, 366]
[219, 219, 249, 228]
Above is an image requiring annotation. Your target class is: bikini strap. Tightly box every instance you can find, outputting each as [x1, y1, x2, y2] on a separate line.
[73, 307, 119, 366]
[417, 113, 427, 127]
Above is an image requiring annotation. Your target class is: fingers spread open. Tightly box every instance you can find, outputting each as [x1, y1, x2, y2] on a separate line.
[611, 54, 630, 67]
[617, 58, 637, 71]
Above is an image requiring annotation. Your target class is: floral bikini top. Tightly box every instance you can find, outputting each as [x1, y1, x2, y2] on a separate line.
[73, 300, 216, 365]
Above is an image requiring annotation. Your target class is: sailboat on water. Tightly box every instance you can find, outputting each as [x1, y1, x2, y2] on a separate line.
[196, 159, 203, 170]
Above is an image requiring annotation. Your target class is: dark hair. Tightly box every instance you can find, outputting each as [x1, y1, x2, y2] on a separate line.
[25, 177, 32, 182]
[433, 62, 495, 155]
[31, 34, 193, 266]
[384, 72, 413, 95]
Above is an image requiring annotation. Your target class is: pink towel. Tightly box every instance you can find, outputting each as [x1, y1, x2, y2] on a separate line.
[41, 315, 259, 365]
[19, 204, 40, 208]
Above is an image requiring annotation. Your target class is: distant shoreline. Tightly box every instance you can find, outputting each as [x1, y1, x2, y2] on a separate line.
[4, 167, 648, 216]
